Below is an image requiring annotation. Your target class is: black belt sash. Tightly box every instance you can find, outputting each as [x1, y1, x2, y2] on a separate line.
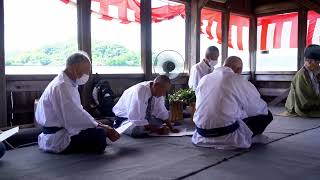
[42, 127, 63, 134]
[113, 116, 128, 128]
[196, 121, 239, 137]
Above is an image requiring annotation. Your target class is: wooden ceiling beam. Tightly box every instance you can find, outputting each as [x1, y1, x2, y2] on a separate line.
[199, 0, 210, 9]
[295, 0, 320, 14]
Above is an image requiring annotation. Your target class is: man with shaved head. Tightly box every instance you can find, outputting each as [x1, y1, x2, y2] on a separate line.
[113, 75, 179, 137]
[36, 51, 120, 154]
[188, 46, 220, 90]
[192, 56, 273, 149]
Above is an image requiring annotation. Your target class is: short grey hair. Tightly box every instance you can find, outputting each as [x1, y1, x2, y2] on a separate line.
[66, 51, 91, 66]
[154, 75, 171, 86]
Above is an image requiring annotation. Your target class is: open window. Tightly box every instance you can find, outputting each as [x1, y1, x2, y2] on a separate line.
[4, 0, 78, 74]
[151, 0, 186, 73]
[200, 8, 222, 68]
[91, 0, 142, 74]
[228, 13, 250, 72]
[256, 12, 298, 72]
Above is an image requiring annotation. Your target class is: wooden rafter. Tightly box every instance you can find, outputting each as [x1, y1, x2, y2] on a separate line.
[296, 0, 320, 14]
[199, 0, 209, 9]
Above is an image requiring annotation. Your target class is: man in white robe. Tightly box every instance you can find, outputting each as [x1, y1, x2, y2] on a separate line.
[192, 56, 273, 149]
[188, 46, 220, 90]
[36, 52, 120, 153]
[113, 75, 178, 137]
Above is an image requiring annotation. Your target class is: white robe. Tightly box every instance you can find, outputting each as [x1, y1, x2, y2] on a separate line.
[192, 67, 268, 149]
[188, 60, 213, 91]
[35, 72, 98, 153]
[112, 81, 169, 126]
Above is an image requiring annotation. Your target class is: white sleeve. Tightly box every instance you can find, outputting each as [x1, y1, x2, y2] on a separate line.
[53, 84, 98, 136]
[189, 66, 200, 91]
[127, 87, 149, 126]
[243, 81, 268, 117]
[152, 97, 169, 120]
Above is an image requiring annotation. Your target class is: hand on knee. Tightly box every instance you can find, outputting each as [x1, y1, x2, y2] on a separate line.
[98, 125, 120, 142]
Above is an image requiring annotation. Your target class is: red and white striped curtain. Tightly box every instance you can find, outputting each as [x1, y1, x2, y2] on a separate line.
[60, 0, 320, 50]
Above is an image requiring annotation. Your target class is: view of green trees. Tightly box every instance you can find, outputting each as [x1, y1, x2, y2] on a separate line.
[5, 40, 141, 66]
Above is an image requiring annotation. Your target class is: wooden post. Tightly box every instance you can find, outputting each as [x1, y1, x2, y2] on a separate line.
[185, 2, 191, 72]
[77, 0, 92, 109]
[188, 0, 202, 70]
[297, 8, 307, 70]
[249, 15, 257, 82]
[141, 0, 152, 81]
[221, 10, 230, 65]
[0, 0, 7, 127]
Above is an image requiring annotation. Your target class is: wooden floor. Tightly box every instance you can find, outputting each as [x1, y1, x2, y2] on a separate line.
[1, 106, 320, 180]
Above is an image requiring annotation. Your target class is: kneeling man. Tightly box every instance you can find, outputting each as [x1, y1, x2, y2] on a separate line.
[113, 75, 178, 137]
[36, 52, 120, 154]
[192, 56, 273, 149]
[285, 45, 320, 117]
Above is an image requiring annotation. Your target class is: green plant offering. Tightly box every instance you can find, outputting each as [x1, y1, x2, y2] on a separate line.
[168, 88, 196, 104]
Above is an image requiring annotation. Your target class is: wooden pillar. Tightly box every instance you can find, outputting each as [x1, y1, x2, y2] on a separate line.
[297, 8, 308, 69]
[221, 11, 230, 65]
[187, 0, 202, 69]
[185, 2, 191, 71]
[141, 0, 152, 80]
[77, 0, 92, 109]
[0, 0, 7, 127]
[249, 15, 257, 81]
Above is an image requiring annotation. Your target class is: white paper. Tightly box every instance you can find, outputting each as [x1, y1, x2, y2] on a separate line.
[0, 127, 19, 142]
[115, 121, 133, 134]
[149, 128, 195, 137]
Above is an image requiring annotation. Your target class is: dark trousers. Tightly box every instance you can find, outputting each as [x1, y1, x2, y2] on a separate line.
[242, 110, 273, 137]
[0, 142, 5, 159]
[63, 128, 107, 154]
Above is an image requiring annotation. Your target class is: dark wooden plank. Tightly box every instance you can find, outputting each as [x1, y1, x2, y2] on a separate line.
[205, 1, 227, 12]
[254, 2, 299, 16]
[259, 88, 289, 96]
[77, 0, 92, 109]
[6, 81, 50, 92]
[295, 0, 320, 14]
[0, 0, 7, 127]
[221, 10, 230, 64]
[141, 0, 152, 81]
[199, 0, 209, 9]
[255, 71, 297, 75]
[249, 16, 257, 82]
[297, 8, 308, 70]
[268, 88, 290, 106]
[188, 0, 202, 67]
[228, 0, 253, 15]
[185, 2, 191, 72]
[256, 74, 294, 81]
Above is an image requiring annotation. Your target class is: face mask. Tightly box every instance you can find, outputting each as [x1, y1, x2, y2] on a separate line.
[76, 74, 89, 85]
[208, 60, 218, 68]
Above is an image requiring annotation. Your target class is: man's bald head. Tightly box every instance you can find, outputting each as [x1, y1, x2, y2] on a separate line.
[205, 46, 219, 61]
[152, 75, 171, 97]
[223, 56, 243, 74]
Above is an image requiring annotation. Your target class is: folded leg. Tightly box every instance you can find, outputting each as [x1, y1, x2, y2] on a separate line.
[242, 110, 273, 136]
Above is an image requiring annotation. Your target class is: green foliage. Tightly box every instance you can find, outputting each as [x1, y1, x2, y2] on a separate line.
[168, 88, 196, 104]
[5, 40, 141, 67]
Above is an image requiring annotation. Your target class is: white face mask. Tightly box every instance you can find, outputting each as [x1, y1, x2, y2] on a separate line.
[208, 60, 218, 68]
[76, 74, 89, 85]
